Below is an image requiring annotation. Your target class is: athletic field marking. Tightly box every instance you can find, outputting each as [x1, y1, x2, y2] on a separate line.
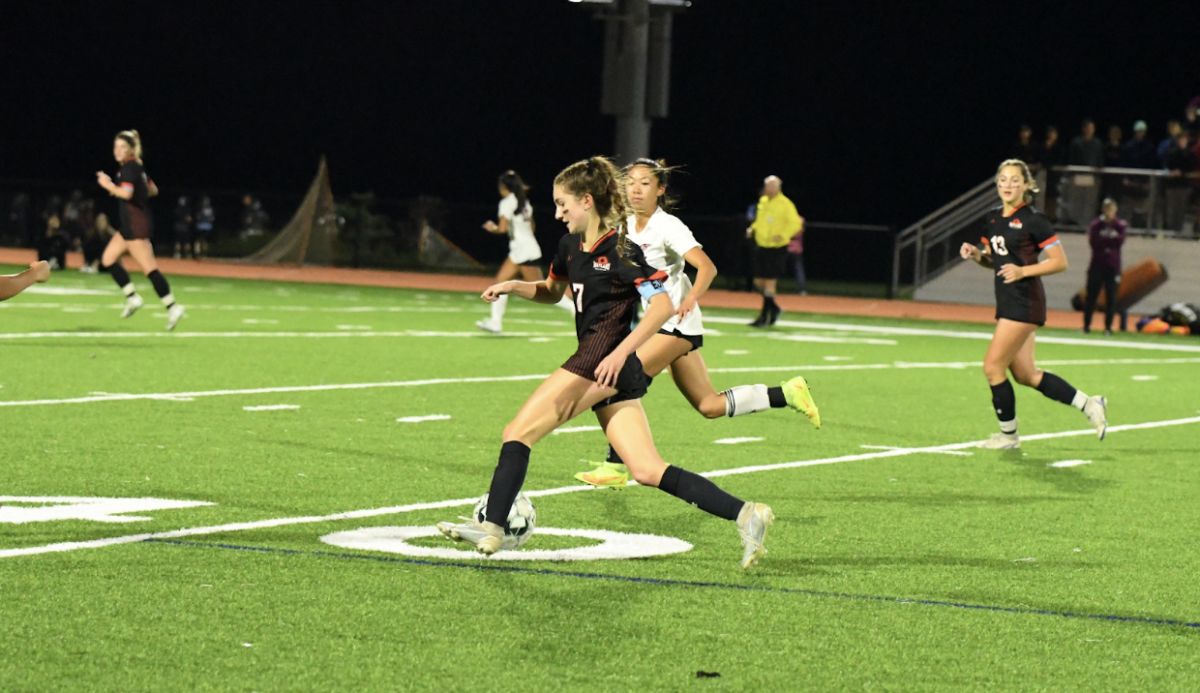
[336, 325, 372, 330]
[552, 426, 602, 435]
[151, 538, 1200, 631]
[723, 350, 749, 355]
[4, 414, 1198, 560]
[0, 330, 575, 340]
[1049, 460, 1092, 468]
[22, 286, 112, 296]
[1131, 375, 1159, 381]
[243, 404, 300, 411]
[704, 316, 1200, 353]
[396, 414, 451, 423]
[823, 356, 853, 361]
[5, 357, 1199, 409]
[714, 437, 764, 445]
[860, 445, 972, 457]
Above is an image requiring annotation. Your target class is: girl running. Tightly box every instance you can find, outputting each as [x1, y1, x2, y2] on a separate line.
[959, 159, 1107, 449]
[439, 157, 775, 570]
[95, 130, 185, 330]
[476, 170, 573, 333]
[577, 159, 819, 489]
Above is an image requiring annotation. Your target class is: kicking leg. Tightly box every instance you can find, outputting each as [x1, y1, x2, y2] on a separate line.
[978, 319, 1037, 448]
[100, 233, 143, 318]
[126, 239, 184, 330]
[1009, 331, 1107, 440]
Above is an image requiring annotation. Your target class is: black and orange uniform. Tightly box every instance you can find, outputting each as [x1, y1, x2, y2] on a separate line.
[549, 229, 667, 406]
[982, 203, 1060, 326]
[115, 158, 154, 239]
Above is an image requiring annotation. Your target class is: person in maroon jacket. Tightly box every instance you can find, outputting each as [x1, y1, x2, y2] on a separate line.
[1083, 198, 1127, 334]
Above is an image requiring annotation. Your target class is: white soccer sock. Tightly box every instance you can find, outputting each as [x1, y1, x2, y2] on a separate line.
[555, 295, 574, 313]
[121, 283, 136, 298]
[723, 384, 771, 417]
[490, 294, 508, 325]
[1071, 390, 1088, 411]
[160, 292, 176, 307]
[999, 418, 1018, 434]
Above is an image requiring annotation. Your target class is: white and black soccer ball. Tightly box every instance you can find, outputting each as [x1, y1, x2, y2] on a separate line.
[473, 491, 536, 550]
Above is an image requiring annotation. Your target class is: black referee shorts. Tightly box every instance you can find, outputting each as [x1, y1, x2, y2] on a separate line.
[753, 245, 789, 279]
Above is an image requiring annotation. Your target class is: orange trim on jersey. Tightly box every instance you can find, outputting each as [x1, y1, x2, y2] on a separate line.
[1002, 202, 1027, 218]
[581, 229, 618, 252]
[120, 182, 134, 189]
[1037, 234, 1060, 249]
[980, 236, 990, 247]
[548, 265, 569, 281]
[634, 270, 668, 286]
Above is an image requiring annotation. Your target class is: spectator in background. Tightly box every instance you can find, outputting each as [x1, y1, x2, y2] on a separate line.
[80, 212, 115, 273]
[194, 194, 214, 258]
[1158, 120, 1183, 166]
[1102, 125, 1123, 201]
[8, 193, 30, 245]
[1185, 97, 1200, 137]
[238, 194, 268, 239]
[1013, 124, 1039, 164]
[61, 190, 86, 243]
[746, 175, 802, 327]
[1084, 198, 1127, 335]
[1120, 121, 1157, 169]
[1164, 129, 1195, 231]
[172, 195, 193, 259]
[38, 214, 68, 270]
[1067, 119, 1104, 224]
[1042, 125, 1064, 219]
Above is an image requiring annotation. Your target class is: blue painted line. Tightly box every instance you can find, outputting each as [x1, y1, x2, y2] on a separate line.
[146, 538, 1200, 631]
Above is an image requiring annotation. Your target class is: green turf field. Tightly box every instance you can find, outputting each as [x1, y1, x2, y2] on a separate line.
[2, 265, 1199, 692]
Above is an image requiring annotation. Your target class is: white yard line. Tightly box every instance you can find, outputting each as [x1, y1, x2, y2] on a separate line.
[552, 426, 603, 435]
[0, 331, 574, 340]
[3, 414, 1198, 560]
[714, 437, 765, 444]
[243, 404, 301, 411]
[396, 415, 451, 423]
[3, 357, 1197, 409]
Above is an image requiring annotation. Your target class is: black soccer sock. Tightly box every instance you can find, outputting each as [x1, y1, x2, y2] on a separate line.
[104, 262, 136, 296]
[990, 379, 1018, 434]
[767, 386, 787, 409]
[657, 465, 745, 521]
[485, 441, 531, 526]
[1037, 371, 1087, 410]
[606, 444, 625, 466]
[147, 270, 176, 308]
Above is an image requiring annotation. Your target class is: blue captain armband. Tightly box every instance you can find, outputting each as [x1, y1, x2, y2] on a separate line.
[637, 279, 667, 301]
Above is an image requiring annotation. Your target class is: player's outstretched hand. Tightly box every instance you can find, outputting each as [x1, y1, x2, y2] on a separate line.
[482, 220, 498, 233]
[30, 261, 50, 283]
[481, 281, 512, 303]
[960, 242, 982, 262]
[997, 263, 1025, 284]
[594, 349, 627, 389]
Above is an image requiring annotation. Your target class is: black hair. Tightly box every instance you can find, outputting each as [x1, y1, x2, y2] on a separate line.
[625, 158, 680, 213]
[498, 170, 530, 219]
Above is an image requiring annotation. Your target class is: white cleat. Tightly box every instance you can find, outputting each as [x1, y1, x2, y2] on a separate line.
[737, 502, 774, 571]
[976, 431, 1021, 449]
[120, 294, 144, 319]
[1084, 395, 1108, 440]
[436, 518, 505, 555]
[166, 304, 186, 331]
[475, 319, 502, 334]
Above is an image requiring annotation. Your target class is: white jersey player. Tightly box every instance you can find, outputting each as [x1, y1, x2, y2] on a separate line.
[575, 159, 821, 490]
[477, 170, 573, 333]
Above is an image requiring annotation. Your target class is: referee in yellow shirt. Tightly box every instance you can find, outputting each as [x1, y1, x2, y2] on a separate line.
[746, 175, 802, 326]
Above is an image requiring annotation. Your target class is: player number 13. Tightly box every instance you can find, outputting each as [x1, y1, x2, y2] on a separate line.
[989, 235, 1010, 256]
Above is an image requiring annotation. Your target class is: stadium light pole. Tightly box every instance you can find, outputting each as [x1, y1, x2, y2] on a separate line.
[573, 0, 688, 164]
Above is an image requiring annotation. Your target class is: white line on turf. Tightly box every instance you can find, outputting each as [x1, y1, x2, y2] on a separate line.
[703, 316, 1200, 353]
[552, 426, 603, 435]
[0, 331, 575, 340]
[243, 404, 301, 411]
[4, 414, 1199, 560]
[860, 445, 972, 457]
[396, 415, 451, 423]
[714, 437, 764, 444]
[1048, 460, 1092, 468]
[5, 357, 1199, 408]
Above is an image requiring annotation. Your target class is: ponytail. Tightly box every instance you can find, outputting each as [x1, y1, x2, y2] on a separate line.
[498, 169, 531, 220]
[554, 156, 636, 265]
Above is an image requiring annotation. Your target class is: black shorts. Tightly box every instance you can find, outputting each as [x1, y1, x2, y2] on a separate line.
[753, 246, 789, 279]
[592, 352, 649, 412]
[658, 328, 703, 352]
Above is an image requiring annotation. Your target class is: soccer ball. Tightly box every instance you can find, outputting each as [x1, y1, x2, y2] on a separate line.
[473, 492, 537, 550]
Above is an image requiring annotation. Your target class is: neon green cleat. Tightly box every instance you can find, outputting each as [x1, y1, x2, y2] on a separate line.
[781, 376, 820, 429]
[575, 461, 630, 489]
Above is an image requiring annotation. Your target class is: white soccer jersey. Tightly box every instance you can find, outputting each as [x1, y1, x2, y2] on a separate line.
[626, 207, 703, 336]
[498, 194, 541, 264]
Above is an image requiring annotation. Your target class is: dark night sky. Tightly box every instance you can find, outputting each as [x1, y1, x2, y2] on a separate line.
[3, 1, 1199, 227]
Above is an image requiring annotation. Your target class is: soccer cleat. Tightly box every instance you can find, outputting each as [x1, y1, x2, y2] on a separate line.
[575, 461, 629, 489]
[737, 502, 774, 570]
[120, 294, 144, 319]
[781, 376, 820, 429]
[767, 304, 782, 325]
[976, 431, 1020, 449]
[436, 518, 505, 555]
[748, 313, 768, 328]
[166, 304, 186, 331]
[1084, 395, 1107, 440]
[475, 319, 502, 334]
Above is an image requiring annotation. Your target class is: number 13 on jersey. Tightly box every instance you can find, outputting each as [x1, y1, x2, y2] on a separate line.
[989, 235, 1010, 256]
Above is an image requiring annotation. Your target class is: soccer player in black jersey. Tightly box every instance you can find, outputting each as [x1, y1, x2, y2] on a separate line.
[95, 130, 185, 330]
[438, 157, 775, 570]
[959, 159, 1107, 449]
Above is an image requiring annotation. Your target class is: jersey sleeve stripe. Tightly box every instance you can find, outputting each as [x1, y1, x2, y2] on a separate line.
[1037, 235, 1060, 249]
[121, 182, 135, 189]
[633, 270, 668, 286]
